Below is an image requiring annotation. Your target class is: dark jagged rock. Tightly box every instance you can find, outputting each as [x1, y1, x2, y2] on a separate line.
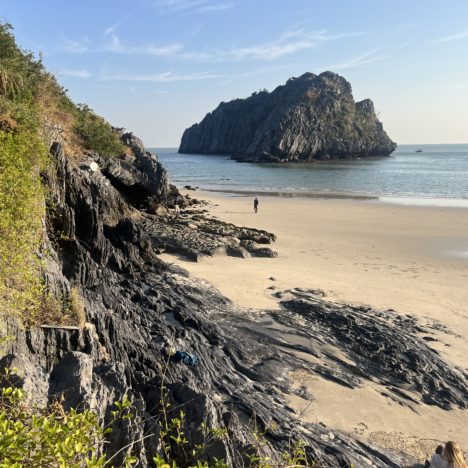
[141, 214, 277, 261]
[271, 289, 468, 411]
[179, 71, 396, 162]
[2, 136, 465, 467]
[97, 132, 171, 208]
[240, 240, 278, 258]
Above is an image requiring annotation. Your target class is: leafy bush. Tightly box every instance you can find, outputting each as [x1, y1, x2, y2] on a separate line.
[74, 104, 124, 156]
[0, 128, 48, 322]
[0, 356, 318, 468]
[0, 386, 105, 467]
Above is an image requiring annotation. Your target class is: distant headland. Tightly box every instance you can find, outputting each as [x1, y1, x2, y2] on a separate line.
[179, 71, 397, 163]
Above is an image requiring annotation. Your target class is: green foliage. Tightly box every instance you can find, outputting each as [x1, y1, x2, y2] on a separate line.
[74, 104, 124, 156]
[0, 365, 318, 467]
[0, 23, 38, 101]
[0, 128, 48, 322]
[0, 22, 126, 325]
[0, 23, 73, 120]
[0, 370, 107, 467]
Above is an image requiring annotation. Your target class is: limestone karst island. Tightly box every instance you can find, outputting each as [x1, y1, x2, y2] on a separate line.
[179, 72, 397, 162]
[1, 2, 468, 468]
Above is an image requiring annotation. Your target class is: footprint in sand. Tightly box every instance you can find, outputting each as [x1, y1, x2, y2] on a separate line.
[353, 422, 369, 435]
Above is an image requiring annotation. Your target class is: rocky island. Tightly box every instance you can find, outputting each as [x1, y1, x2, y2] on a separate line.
[179, 71, 397, 162]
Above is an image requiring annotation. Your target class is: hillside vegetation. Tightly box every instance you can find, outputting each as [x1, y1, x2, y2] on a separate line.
[0, 23, 123, 323]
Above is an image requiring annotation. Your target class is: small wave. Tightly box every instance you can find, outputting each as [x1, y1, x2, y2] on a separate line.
[379, 196, 468, 208]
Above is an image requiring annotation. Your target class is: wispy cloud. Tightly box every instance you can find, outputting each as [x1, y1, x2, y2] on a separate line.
[62, 36, 91, 53]
[104, 16, 128, 36]
[57, 68, 91, 78]
[153, 0, 234, 15]
[391, 41, 411, 52]
[101, 65, 297, 85]
[190, 2, 234, 14]
[431, 29, 468, 44]
[61, 33, 183, 57]
[323, 49, 383, 71]
[221, 65, 292, 85]
[100, 70, 221, 82]
[179, 28, 366, 61]
[61, 26, 364, 63]
[105, 33, 184, 56]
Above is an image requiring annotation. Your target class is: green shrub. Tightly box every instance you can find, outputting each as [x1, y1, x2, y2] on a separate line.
[0, 361, 318, 467]
[0, 128, 48, 322]
[74, 104, 124, 156]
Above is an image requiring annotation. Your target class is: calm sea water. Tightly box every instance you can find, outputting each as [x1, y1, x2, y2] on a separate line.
[152, 144, 468, 203]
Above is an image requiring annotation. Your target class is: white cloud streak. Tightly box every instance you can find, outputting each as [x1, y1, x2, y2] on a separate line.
[189, 2, 234, 14]
[106, 33, 184, 56]
[153, 0, 234, 14]
[62, 33, 184, 57]
[61, 27, 364, 64]
[100, 70, 221, 82]
[57, 68, 91, 78]
[323, 49, 383, 71]
[220, 65, 292, 85]
[431, 30, 468, 44]
[104, 16, 128, 36]
[179, 28, 366, 61]
[62, 37, 91, 53]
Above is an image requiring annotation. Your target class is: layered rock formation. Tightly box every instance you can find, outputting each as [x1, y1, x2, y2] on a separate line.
[1, 132, 467, 467]
[179, 71, 397, 162]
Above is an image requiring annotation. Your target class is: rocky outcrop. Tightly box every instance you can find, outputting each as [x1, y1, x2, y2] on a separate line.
[179, 71, 396, 162]
[96, 132, 171, 208]
[2, 135, 466, 467]
[142, 214, 277, 261]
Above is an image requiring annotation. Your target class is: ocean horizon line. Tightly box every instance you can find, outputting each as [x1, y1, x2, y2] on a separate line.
[150, 143, 468, 151]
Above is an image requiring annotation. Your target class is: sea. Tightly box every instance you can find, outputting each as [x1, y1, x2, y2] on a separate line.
[152, 144, 468, 208]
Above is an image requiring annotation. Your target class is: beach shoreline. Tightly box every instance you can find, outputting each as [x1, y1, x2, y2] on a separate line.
[159, 188, 468, 462]
[186, 186, 468, 208]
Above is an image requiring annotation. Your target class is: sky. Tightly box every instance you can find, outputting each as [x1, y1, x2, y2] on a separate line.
[1, 0, 468, 146]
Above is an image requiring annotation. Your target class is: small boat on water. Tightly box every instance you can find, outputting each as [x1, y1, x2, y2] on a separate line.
[415, 149, 423, 153]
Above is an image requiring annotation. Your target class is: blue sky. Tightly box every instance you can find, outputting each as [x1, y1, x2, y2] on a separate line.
[1, 0, 468, 146]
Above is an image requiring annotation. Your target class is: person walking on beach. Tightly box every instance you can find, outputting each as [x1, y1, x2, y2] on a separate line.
[253, 197, 259, 213]
[428, 441, 467, 468]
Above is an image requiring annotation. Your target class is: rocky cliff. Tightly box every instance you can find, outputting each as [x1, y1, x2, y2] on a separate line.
[1, 131, 467, 467]
[179, 71, 397, 162]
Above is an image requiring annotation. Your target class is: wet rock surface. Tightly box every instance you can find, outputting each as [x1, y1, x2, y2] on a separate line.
[1, 139, 465, 467]
[270, 289, 467, 411]
[179, 71, 396, 162]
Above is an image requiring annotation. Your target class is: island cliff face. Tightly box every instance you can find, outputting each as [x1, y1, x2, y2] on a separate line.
[179, 71, 397, 162]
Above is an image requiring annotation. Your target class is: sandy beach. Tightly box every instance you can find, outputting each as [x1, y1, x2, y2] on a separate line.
[160, 190, 468, 463]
